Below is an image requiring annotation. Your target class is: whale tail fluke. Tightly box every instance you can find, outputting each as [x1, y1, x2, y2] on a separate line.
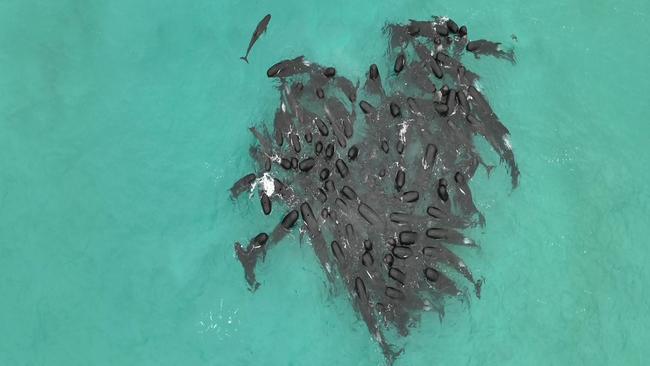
[383, 345, 404, 366]
[240, 56, 249, 63]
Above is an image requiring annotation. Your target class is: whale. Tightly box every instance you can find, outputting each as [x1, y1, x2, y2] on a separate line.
[240, 14, 271, 63]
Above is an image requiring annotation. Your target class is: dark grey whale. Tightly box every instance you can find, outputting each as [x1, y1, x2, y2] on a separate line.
[240, 14, 271, 63]
[466, 39, 515, 63]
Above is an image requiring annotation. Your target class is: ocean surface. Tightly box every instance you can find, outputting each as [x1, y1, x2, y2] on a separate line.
[1, 0, 649, 365]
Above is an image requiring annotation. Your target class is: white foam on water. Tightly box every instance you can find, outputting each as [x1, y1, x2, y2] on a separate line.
[398, 120, 410, 143]
[422, 157, 429, 170]
[250, 173, 276, 197]
[504, 134, 513, 150]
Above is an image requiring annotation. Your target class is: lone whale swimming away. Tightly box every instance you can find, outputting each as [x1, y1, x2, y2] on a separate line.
[240, 14, 271, 63]
[230, 16, 518, 364]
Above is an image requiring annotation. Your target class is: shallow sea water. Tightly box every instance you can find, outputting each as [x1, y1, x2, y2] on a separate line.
[1, 0, 649, 365]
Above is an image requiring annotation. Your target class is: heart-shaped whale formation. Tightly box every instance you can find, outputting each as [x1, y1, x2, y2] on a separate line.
[230, 16, 519, 364]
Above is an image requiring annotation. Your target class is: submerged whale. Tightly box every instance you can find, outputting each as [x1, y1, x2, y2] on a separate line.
[240, 14, 271, 63]
[231, 16, 518, 364]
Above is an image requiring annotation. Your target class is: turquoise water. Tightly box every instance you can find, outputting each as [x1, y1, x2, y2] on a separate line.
[1, 0, 649, 365]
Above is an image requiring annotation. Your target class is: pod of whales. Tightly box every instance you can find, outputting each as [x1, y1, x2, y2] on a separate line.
[231, 16, 518, 365]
